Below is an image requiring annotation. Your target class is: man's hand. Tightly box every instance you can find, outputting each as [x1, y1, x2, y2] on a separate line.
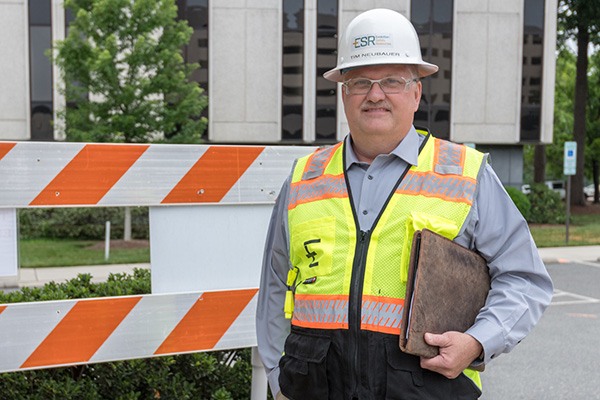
[419, 331, 483, 379]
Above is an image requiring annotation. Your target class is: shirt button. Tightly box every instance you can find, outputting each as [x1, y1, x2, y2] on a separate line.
[368, 175, 374, 180]
[362, 210, 368, 215]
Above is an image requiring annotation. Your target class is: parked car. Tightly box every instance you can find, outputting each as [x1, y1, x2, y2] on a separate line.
[584, 184, 598, 199]
[545, 180, 566, 200]
[520, 181, 566, 199]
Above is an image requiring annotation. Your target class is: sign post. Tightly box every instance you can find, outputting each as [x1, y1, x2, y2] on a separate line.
[564, 141, 577, 244]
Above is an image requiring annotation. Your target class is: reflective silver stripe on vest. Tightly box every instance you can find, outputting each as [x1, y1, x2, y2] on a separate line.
[361, 298, 403, 330]
[292, 297, 349, 326]
[435, 140, 464, 176]
[397, 171, 476, 204]
[292, 296, 403, 331]
[289, 174, 348, 209]
[301, 144, 340, 180]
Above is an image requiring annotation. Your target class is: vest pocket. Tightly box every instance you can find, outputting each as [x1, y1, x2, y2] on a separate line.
[279, 330, 331, 399]
[384, 338, 424, 391]
[384, 339, 481, 400]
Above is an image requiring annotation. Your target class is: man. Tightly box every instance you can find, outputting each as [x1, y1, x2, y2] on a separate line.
[256, 8, 553, 400]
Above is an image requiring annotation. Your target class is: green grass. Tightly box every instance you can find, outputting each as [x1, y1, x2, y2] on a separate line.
[17, 206, 600, 268]
[529, 212, 600, 247]
[20, 239, 150, 268]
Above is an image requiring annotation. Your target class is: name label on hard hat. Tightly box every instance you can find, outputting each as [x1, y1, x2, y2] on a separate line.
[352, 34, 392, 49]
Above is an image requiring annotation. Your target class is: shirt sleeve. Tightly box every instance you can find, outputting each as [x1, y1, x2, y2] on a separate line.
[255, 175, 292, 396]
[458, 164, 554, 364]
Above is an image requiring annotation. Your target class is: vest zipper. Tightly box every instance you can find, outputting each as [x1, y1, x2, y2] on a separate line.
[340, 135, 429, 396]
[348, 229, 370, 397]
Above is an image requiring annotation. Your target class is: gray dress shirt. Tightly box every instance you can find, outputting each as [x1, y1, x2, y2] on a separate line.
[256, 126, 554, 395]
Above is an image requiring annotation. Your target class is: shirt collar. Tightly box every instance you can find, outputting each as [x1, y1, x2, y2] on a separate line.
[344, 125, 422, 170]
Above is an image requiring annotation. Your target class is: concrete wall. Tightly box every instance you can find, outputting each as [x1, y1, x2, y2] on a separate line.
[0, 0, 29, 141]
[209, 0, 281, 143]
[452, 0, 523, 144]
[478, 145, 525, 187]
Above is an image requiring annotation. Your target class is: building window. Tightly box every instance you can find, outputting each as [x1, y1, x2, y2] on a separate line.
[177, 0, 209, 122]
[315, 0, 337, 143]
[29, 0, 54, 141]
[282, 0, 304, 141]
[411, 0, 453, 140]
[520, 0, 544, 142]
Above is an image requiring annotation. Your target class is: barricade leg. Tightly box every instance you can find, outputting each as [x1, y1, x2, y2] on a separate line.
[251, 346, 268, 400]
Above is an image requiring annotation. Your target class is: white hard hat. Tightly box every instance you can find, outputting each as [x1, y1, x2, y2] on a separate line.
[324, 9, 439, 82]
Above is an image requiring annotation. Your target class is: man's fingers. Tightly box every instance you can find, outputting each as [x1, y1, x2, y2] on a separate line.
[420, 332, 483, 379]
[424, 332, 448, 347]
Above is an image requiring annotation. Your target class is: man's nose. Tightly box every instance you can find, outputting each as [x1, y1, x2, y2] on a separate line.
[366, 82, 386, 101]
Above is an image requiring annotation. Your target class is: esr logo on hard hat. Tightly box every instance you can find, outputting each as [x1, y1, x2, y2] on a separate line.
[352, 34, 392, 49]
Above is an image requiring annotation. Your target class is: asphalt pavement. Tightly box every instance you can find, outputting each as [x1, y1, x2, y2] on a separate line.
[482, 258, 600, 399]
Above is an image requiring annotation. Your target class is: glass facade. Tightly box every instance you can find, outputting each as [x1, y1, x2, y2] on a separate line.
[520, 0, 544, 142]
[177, 0, 209, 121]
[282, 0, 304, 141]
[315, 0, 338, 143]
[29, 0, 54, 141]
[411, 0, 453, 140]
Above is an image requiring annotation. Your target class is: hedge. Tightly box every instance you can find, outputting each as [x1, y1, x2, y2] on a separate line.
[526, 183, 566, 224]
[505, 186, 531, 221]
[18, 207, 149, 240]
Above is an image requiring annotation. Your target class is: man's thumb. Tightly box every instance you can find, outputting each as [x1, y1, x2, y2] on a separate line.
[424, 332, 444, 345]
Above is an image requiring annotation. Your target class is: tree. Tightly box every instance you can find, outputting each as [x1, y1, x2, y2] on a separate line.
[524, 49, 576, 185]
[53, 0, 208, 240]
[53, 0, 207, 144]
[558, 0, 600, 205]
[584, 50, 600, 202]
[549, 49, 576, 181]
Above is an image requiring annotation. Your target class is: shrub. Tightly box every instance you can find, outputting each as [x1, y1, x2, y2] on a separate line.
[19, 207, 149, 240]
[527, 183, 566, 224]
[505, 186, 531, 220]
[0, 270, 253, 399]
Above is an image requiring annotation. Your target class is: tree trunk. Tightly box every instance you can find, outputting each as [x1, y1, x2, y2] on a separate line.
[533, 145, 546, 183]
[594, 159, 599, 204]
[571, 22, 589, 206]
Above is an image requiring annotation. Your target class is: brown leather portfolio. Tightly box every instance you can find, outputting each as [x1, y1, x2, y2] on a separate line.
[399, 229, 490, 359]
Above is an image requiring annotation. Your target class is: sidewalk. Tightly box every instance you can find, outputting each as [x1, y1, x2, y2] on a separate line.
[537, 245, 600, 265]
[0, 263, 150, 289]
[2, 246, 600, 290]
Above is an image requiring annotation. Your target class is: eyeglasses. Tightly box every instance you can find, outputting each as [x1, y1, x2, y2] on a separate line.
[342, 76, 419, 95]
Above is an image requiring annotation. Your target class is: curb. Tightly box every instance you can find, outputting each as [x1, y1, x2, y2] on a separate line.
[542, 258, 561, 265]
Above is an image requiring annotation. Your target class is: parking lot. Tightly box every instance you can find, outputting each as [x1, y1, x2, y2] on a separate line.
[481, 261, 600, 399]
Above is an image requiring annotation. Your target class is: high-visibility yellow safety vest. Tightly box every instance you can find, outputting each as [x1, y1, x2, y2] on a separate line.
[285, 130, 487, 389]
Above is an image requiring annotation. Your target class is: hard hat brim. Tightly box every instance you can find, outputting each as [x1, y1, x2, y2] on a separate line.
[323, 61, 439, 83]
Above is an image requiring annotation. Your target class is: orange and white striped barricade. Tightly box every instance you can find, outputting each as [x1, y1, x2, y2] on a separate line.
[0, 289, 257, 373]
[0, 141, 313, 208]
[0, 141, 316, 400]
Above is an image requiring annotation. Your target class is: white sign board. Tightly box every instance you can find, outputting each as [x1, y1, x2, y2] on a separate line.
[564, 141, 577, 176]
[0, 208, 18, 277]
[149, 204, 273, 294]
